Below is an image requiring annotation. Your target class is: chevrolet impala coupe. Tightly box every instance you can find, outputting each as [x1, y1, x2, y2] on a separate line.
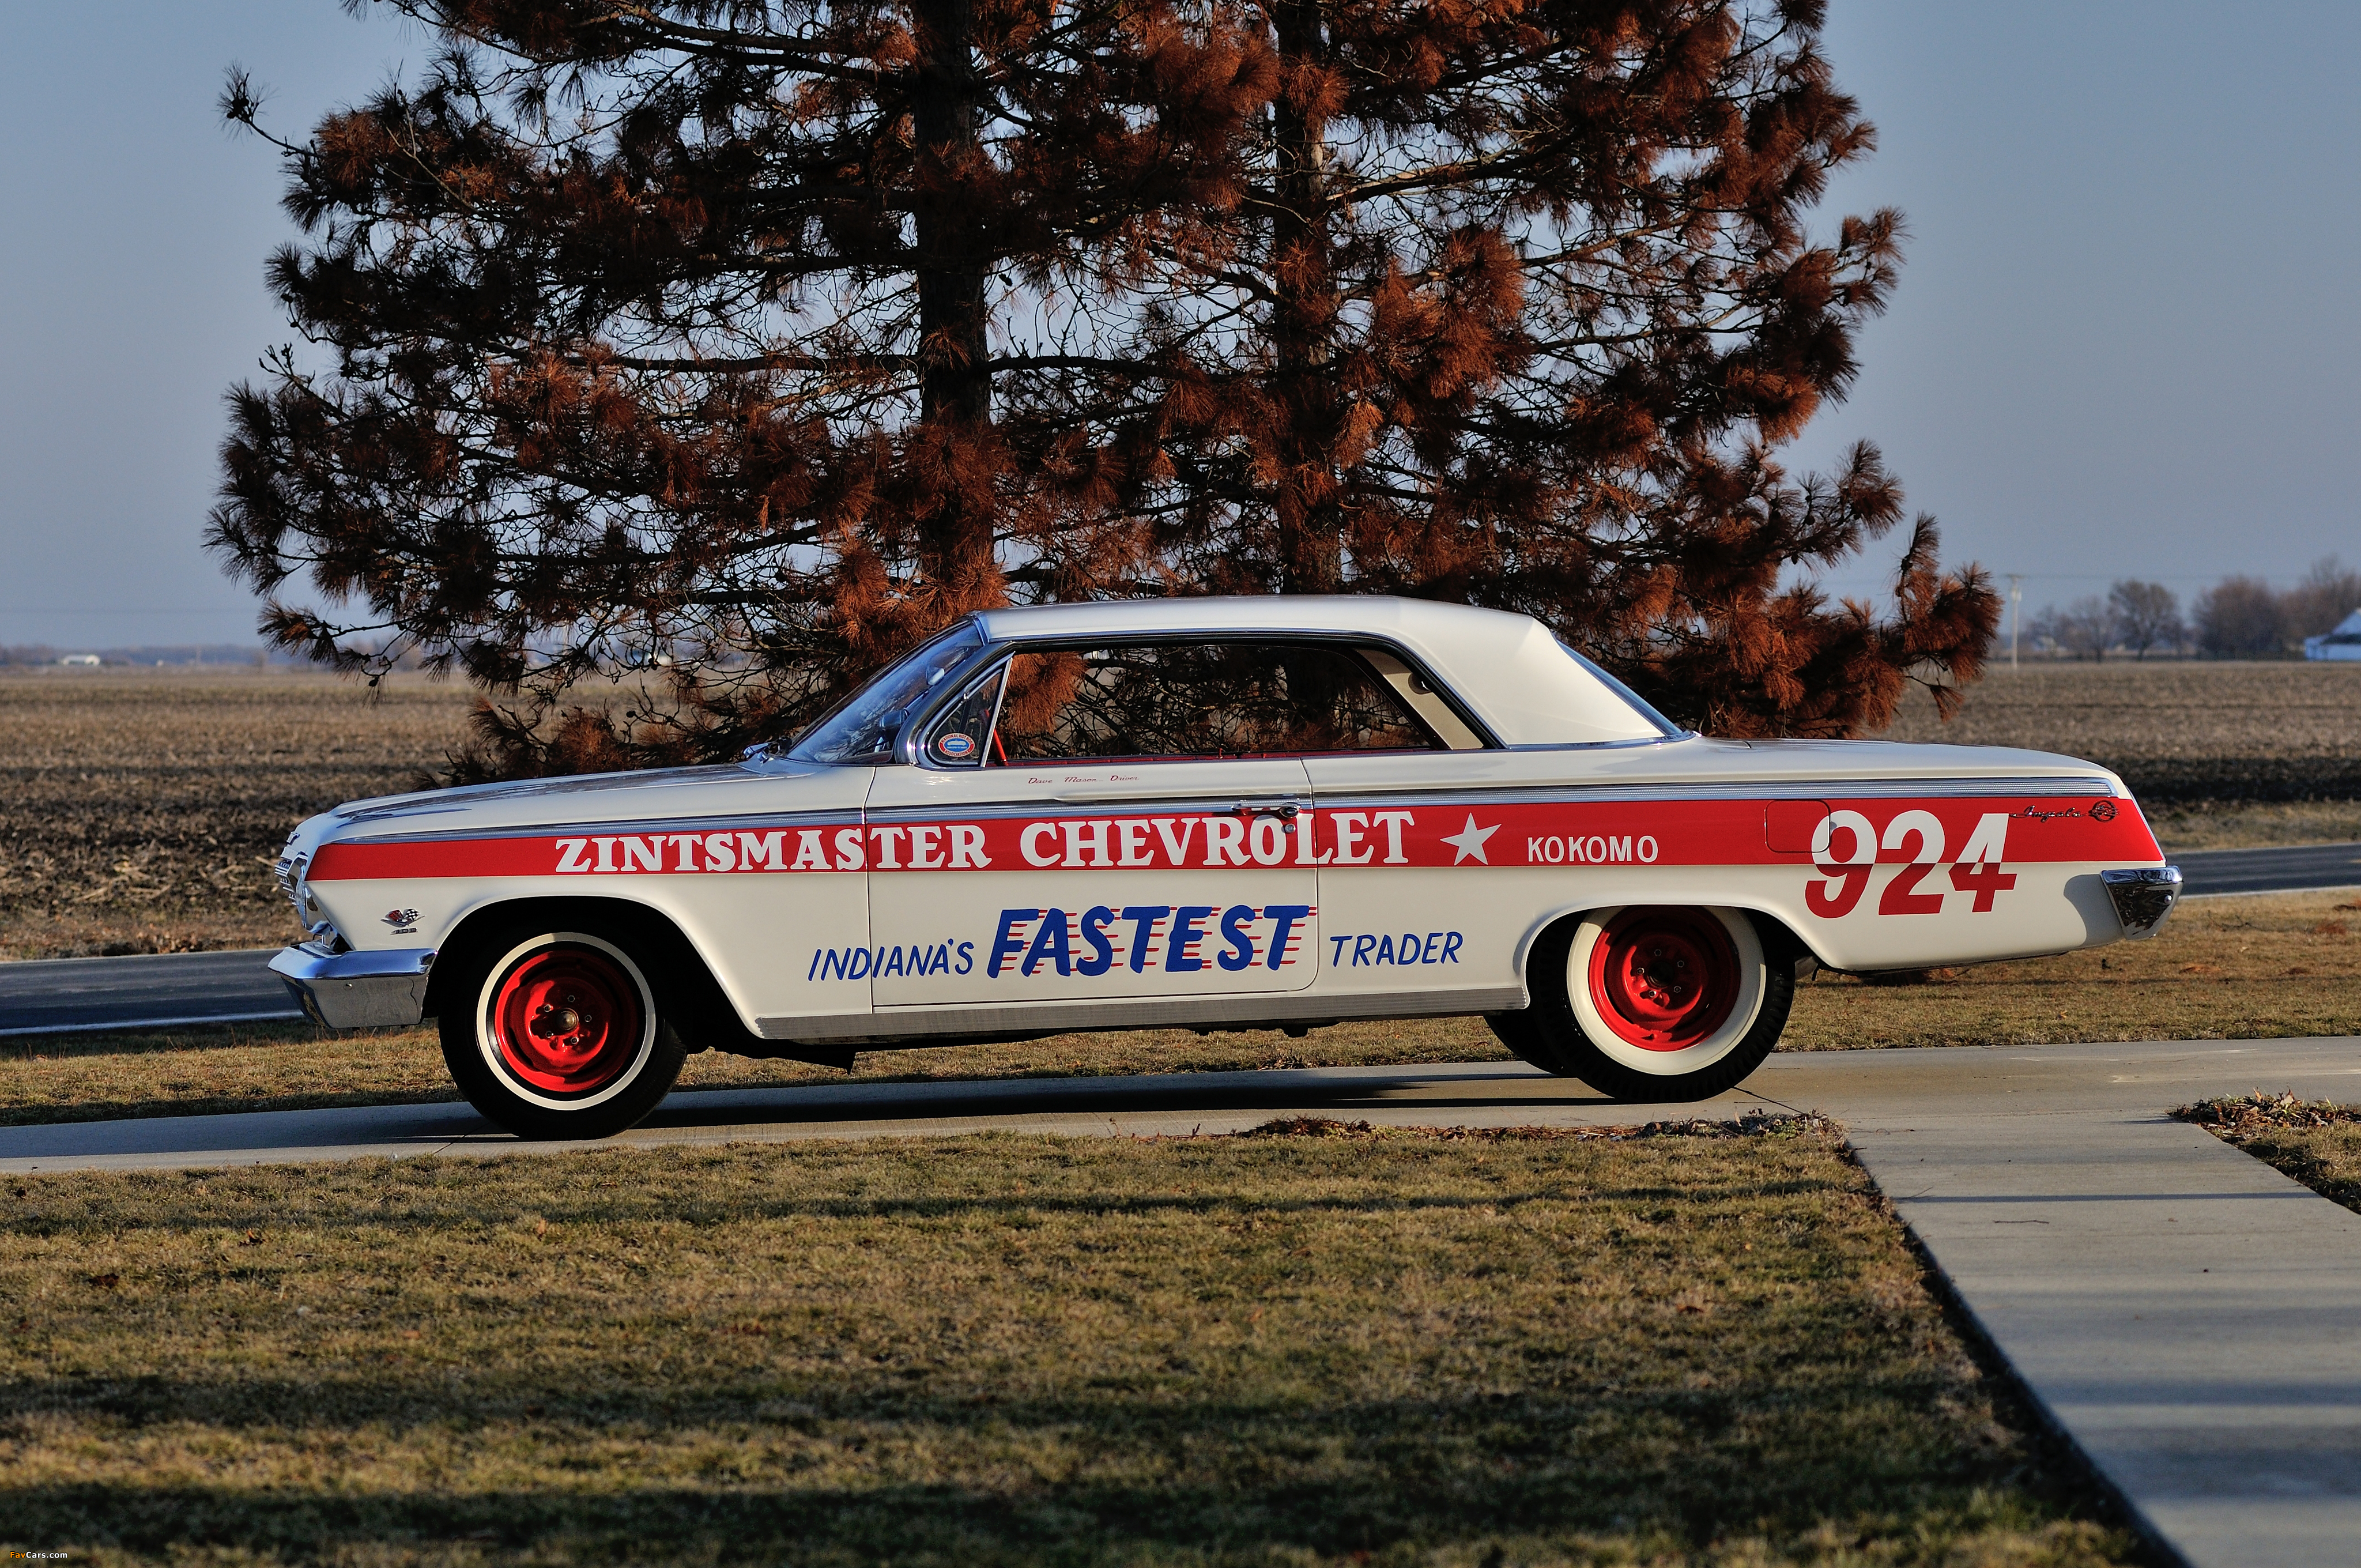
[270, 597, 2181, 1137]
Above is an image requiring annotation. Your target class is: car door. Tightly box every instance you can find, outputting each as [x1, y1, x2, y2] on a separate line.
[862, 638, 1323, 1010]
[1287, 643, 1519, 1006]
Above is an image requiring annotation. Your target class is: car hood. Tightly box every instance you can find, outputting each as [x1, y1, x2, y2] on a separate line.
[278, 756, 869, 865]
[330, 763, 765, 824]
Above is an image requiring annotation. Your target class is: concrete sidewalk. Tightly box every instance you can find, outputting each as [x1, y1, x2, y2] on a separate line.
[1846, 1107, 2361, 1568]
[3, 1036, 2359, 1567]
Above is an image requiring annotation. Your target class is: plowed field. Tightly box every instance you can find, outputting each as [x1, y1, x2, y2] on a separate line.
[1871, 658, 2361, 803]
[0, 670, 476, 958]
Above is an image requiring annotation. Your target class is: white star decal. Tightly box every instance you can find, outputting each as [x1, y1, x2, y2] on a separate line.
[1439, 814, 1500, 865]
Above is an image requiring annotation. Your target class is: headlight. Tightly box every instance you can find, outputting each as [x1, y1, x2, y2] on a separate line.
[272, 851, 307, 919]
[274, 850, 346, 949]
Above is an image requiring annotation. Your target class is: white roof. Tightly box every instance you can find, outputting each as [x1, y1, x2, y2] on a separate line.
[968, 595, 1668, 746]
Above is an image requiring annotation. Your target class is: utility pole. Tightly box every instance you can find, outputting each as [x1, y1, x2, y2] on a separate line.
[2007, 575, 2023, 669]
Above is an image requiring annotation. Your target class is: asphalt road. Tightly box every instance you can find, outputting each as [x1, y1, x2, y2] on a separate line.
[0, 947, 300, 1037]
[2173, 838, 2361, 896]
[1, 839, 2355, 1036]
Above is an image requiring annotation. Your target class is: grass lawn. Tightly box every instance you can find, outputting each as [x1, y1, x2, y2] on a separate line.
[2175, 1092, 2361, 1216]
[0, 1121, 2137, 1566]
[1781, 891, 2361, 1050]
[4, 892, 2356, 1129]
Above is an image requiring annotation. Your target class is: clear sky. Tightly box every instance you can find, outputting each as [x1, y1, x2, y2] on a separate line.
[1, 1, 2354, 650]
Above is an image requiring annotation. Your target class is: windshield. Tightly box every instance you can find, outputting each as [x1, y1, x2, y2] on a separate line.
[787, 623, 989, 764]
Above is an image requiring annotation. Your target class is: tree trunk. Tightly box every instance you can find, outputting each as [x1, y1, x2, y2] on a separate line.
[1268, 0, 1343, 595]
[910, 0, 996, 598]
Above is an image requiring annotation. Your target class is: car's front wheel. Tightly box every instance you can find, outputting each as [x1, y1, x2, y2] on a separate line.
[440, 924, 688, 1140]
[1488, 906, 1792, 1102]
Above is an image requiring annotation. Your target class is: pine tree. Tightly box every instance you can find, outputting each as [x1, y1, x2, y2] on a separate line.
[212, 0, 1996, 774]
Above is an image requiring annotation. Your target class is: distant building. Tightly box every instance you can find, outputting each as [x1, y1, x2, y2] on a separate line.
[2305, 610, 2361, 661]
[58, 654, 100, 666]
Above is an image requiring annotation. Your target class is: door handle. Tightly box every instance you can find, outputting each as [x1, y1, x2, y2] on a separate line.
[1231, 801, 1300, 821]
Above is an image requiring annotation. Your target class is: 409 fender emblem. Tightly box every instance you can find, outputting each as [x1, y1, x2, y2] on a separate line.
[383, 908, 420, 927]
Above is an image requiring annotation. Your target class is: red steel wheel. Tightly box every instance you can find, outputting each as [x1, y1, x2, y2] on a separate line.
[1583, 907, 1741, 1051]
[487, 942, 647, 1098]
[1498, 906, 1790, 1102]
[442, 922, 688, 1140]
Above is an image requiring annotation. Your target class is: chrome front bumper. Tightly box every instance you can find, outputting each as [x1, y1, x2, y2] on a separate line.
[269, 943, 436, 1030]
[2102, 865, 2183, 939]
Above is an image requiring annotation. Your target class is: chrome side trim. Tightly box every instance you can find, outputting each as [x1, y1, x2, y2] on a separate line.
[1497, 736, 1691, 752]
[869, 777, 2120, 824]
[2100, 866, 2182, 939]
[865, 796, 1307, 824]
[1311, 776, 2117, 809]
[329, 808, 858, 846]
[757, 984, 1526, 1044]
[269, 943, 437, 1030]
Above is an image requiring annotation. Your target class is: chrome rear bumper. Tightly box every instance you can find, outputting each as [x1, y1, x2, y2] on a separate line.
[2101, 865, 2182, 940]
[269, 943, 436, 1030]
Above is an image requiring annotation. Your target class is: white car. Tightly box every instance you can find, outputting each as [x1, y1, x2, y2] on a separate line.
[271, 597, 2181, 1137]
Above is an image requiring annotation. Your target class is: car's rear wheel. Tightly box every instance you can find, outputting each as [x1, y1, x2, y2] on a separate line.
[1487, 906, 1792, 1102]
[440, 924, 688, 1140]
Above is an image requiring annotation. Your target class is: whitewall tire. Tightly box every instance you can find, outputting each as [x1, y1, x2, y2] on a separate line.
[1487, 906, 1794, 1102]
[439, 922, 688, 1140]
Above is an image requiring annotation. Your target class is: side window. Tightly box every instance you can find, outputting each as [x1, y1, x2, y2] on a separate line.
[983, 641, 1444, 763]
[787, 622, 987, 764]
[924, 662, 1008, 767]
